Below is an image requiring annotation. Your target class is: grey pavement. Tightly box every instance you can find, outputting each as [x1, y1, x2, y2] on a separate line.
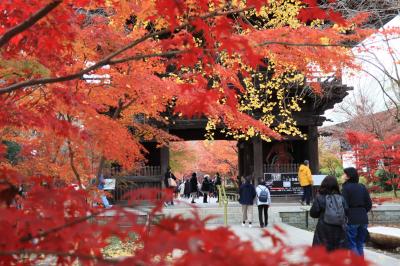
[227, 223, 399, 266]
[163, 196, 400, 266]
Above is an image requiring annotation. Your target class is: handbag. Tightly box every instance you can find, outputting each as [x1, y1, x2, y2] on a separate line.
[168, 177, 177, 187]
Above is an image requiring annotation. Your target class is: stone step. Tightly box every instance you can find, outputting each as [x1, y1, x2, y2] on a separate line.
[162, 207, 282, 225]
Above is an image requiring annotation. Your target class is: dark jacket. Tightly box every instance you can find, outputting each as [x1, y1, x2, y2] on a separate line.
[215, 176, 222, 186]
[239, 181, 256, 205]
[201, 178, 211, 192]
[164, 171, 176, 188]
[342, 182, 372, 224]
[190, 176, 198, 193]
[184, 180, 191, 194]
[310, 194, 348, 251]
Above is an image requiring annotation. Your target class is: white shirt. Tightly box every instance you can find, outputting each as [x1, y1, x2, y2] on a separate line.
[256, 185, 271, 206]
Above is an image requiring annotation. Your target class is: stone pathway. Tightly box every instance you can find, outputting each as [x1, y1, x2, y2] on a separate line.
[163, 196, 400, 266]
[227, 224, 399, 266]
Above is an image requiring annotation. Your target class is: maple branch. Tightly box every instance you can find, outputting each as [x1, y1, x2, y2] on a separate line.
[0, 7, 251, 95]
[257, 41, 353, 48]
[19, 201, 144, 244]
[109, 50, 187, 65]
[0, 0, 63, 48]
[20, 209, 106, 242]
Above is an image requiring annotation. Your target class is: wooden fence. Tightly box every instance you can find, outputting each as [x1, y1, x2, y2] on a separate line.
[112, 175, 163, 205]
[130, 166, 161, 176]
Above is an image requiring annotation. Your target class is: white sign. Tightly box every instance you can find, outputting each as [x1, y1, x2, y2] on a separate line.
[342, 151, 356, 168]
[312, 175, 326, 186]
[283, 181, 291, 188]
[103, 179, 116, 190]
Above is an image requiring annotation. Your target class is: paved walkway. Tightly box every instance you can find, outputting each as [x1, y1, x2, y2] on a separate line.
[227, 224, 399, 266]
[164, 196, 400, 266]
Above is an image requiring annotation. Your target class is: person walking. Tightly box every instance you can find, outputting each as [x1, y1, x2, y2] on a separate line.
[298, 160, 313, 205]
[184, 177, 191, 198]
[201, 175, 211, 203]
[310, 176, 348, 252]
[342, 167, 372, 257]
[239, 175, 256, 228]
[215, 172, 222, 203]
[98, 174, 111, 208]
[190, 172, 198, 204]
[164, 167, 177, 206]
[178, 180, 185, 199]
[256, 178, 271, 228]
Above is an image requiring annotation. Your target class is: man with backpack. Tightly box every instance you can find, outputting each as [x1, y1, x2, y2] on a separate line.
[256, 177, 271, 228]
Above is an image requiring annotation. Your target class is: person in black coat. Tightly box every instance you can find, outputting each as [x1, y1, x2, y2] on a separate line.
[184, 178, 191, 198]
[164, 167, 176, 206]
[190, 172, 198, 204]
[310, 176, 348, 251]
[239, 176, 256, 227]
[215, 172, 222, 202]
[201, 175, 211, 203]
[342, 167, 372, 257]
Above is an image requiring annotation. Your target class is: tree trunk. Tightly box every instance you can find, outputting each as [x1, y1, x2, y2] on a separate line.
[67, 140, 83, 189]
[96, 100, 124, 184]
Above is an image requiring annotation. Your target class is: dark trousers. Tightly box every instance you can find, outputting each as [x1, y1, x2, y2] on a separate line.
[301, 185, 312, 205]
[258, 205, 269, 227]
[203, 192, 208, 203]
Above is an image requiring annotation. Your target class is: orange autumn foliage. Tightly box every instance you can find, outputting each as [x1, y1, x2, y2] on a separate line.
[0, 1, 379, 265]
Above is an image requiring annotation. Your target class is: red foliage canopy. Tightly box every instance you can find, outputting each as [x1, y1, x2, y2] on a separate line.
[0, 0, 376, 264]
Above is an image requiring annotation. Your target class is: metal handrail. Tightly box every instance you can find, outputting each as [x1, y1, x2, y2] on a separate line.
[217, 185, 228, 226]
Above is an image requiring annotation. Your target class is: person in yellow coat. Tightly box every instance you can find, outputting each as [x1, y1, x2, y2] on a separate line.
[298, 160, 313, 205]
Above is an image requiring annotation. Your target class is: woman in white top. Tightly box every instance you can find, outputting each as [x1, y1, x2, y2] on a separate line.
[256, 178, 271, 228]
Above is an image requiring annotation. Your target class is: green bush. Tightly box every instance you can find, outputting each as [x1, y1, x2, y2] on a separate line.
[374, 169, 395, 191]
[320, 165, 344, 179]
[2, 140, 21, 164]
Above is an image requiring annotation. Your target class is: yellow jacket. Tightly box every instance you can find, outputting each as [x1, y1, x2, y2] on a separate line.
[298, 164, 313, 186]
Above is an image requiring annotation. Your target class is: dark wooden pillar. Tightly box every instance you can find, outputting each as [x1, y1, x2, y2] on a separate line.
[253, 136, 263, 185]
[238, 141, 244, 178]
[160, 146, 169, 187]
[238, 140, 253, 178]
[307, 126, 319, 174]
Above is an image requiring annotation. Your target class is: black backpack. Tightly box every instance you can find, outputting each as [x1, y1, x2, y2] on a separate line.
[324, 194, 346, 226]
[258, 186, 269, 203]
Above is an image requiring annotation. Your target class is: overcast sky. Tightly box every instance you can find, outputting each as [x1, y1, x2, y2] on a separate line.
[323, 15, 400, 127]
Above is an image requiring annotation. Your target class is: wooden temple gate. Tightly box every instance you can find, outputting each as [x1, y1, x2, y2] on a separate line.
[108, 79, 351, 202]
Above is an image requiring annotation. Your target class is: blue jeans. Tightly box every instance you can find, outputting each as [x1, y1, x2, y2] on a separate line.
[101, 195, 111, 208]
[346, 224, 368, 256]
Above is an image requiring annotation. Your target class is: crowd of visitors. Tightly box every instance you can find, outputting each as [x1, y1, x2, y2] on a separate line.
[164, 169, 224, 205]
[236, 164, 372, 257]
[143, 164, 373, 257]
